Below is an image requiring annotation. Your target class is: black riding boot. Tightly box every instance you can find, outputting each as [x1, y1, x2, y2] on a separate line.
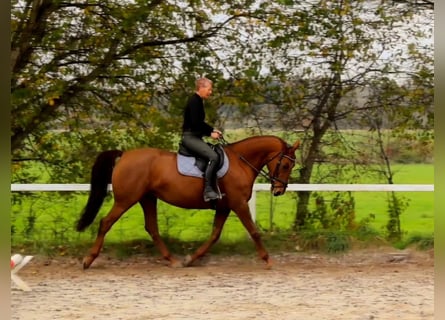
[203, 160, 220, 202]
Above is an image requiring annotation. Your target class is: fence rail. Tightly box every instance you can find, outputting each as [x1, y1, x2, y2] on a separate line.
[11, 183, 433, 222]
[10, 183, 434, 192]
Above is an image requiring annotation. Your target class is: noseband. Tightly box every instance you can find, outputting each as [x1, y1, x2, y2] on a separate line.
[267, 152, 296, 189]
[238, 151, 296, 189]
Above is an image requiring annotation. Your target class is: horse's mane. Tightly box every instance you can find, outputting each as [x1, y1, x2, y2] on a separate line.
[227, 135, 287, 148]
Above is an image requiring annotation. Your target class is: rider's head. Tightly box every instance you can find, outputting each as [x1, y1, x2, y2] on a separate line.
[195, 77, 213, 100]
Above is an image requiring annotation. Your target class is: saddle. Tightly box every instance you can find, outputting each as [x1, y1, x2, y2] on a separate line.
[177, 142, 229, 178]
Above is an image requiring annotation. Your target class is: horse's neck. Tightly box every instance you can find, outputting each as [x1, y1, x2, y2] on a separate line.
[231, 136, 282, 168]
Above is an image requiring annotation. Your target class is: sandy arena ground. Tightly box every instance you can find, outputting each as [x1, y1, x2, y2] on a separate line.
[11, 248, 434, 320]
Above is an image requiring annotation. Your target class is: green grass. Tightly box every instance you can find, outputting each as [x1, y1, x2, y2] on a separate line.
[352, 163, 433, 236]
[11, 164, 433, 251]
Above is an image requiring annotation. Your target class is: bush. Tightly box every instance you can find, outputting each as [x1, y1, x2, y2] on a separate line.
[385, 136, 433, 164]
[292, 229, 351, 253]
[402, 233, 434, 250]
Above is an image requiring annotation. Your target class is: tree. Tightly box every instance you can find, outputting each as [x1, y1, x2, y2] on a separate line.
[11, 0, 276, 181]
[223, 0, 433, 228]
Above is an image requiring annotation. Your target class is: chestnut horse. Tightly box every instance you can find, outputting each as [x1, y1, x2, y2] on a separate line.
[76, 135, 300, 269]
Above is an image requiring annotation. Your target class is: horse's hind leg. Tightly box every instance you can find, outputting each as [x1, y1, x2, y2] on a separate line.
[83, 202, 132, 269]
[140, 195, 182, 268]
[183, 207, 230, 267]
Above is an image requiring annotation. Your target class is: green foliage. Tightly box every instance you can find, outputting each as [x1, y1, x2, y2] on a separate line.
[294, 191, 356, 253]
[354, 215, 382, 242]
[384, 136, 434, 164]
[403, 233, 434, 250]
[386, 192, 409, 242]
[305, 191, 356, 231]
[292, 229, 351, 253]
[11, 0, 279, 175]
[11, 129, 178, 183]
[324, 232, 351, 253]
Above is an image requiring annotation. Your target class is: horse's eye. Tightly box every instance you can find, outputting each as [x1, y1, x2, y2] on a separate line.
[282, 164, 289, 170]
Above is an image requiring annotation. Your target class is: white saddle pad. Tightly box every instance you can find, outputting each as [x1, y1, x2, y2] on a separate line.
[177, 151, 229, 178]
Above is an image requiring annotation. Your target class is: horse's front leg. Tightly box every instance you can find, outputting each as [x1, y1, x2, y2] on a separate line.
[232, 202, 273, 269]
[140, 195, 182, 268]
[183, 207, 231, 267]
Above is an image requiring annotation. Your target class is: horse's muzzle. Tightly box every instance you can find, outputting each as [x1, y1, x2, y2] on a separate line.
[272, 187, 286, 196]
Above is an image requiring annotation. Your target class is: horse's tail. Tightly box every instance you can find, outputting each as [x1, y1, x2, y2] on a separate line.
[76, 150, 123, 232]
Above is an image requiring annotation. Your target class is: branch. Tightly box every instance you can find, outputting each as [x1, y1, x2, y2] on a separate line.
[11, 0, 60, 74]
[391, 0, 434, 9]
[115, 13, 251, 58]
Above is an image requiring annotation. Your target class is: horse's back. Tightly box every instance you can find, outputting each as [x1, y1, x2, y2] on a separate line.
[120, 147, 175, 161]
[114, 147, 176, 178]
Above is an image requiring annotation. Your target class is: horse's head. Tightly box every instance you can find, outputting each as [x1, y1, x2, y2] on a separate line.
[266, 140, 300, 196]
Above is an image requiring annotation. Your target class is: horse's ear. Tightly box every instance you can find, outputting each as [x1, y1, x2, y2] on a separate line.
[291, 140, 300, 152]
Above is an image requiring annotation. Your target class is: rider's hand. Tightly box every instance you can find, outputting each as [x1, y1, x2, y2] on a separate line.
[210, 131, 221, 139]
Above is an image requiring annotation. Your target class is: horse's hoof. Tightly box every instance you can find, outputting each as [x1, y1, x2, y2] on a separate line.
[265, 259, 273, 270]
[169, 259, 184, 268]
[183, 255, 193, 267]
[82, 256, 93, 270]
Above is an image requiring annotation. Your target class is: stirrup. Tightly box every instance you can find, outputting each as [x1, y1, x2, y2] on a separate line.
[203, 188, 220, 202]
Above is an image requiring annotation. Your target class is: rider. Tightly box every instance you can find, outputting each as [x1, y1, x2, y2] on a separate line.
[180, 77, 223, 202]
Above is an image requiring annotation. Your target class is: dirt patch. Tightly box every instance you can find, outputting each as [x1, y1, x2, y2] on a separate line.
[11, 248, 434, 320]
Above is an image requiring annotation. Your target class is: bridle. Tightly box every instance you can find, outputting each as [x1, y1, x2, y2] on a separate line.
[219, 136, 295, 189]
[243, 151, 296, 189]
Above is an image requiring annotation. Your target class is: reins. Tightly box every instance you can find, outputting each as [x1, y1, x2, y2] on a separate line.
[218, 136, 294, 187]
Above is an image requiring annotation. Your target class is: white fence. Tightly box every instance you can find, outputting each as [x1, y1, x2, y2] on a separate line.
[249, 183, 433, 221]
[11, 183, 434, 222]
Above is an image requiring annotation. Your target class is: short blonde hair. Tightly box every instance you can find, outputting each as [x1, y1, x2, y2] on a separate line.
[195, 77, 213, 90]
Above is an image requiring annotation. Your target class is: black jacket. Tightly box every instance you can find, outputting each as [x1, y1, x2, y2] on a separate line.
[181, 93, 213, 137]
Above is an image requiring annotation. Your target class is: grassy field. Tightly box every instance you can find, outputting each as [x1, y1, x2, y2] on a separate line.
[355, 164, 433, 237]
[256, 163, 433, 236]
[11, 163, 433, 252]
